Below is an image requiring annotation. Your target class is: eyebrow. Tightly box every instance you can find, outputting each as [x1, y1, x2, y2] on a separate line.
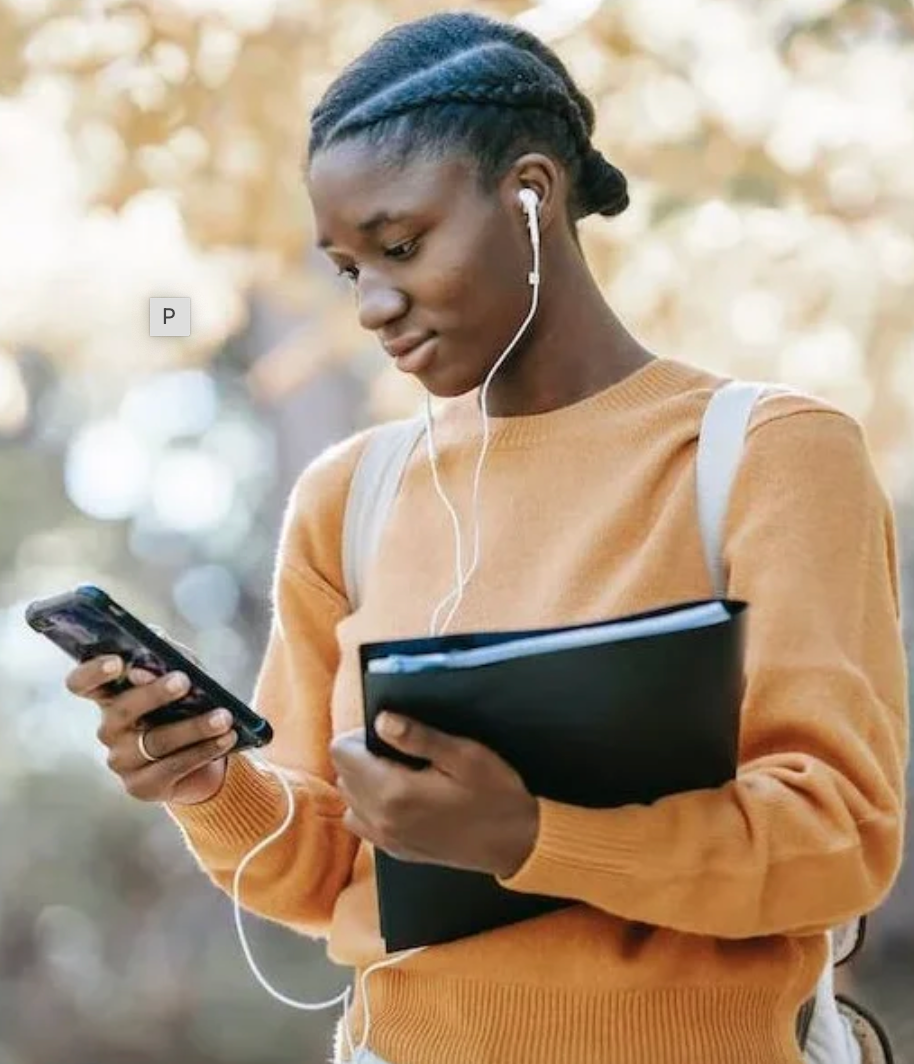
[317, 210, 412, 250]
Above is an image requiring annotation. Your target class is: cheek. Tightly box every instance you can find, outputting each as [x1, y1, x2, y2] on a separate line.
[429, 232, 529, 334]
[425, 264, 533, 396]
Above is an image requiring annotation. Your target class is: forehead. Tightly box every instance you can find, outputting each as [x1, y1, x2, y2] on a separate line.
[307, 139, 482, 242]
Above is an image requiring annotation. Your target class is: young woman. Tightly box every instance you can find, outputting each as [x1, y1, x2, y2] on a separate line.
[66, 12, 907, 1064]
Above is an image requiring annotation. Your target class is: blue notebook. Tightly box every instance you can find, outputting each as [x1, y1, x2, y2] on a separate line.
[359, 598, 747, 952]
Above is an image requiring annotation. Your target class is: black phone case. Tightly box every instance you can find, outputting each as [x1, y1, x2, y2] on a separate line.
[25, 585, 272, 752]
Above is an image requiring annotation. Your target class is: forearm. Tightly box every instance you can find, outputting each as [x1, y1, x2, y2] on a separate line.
[168, 752, 358, 936]
[500, 749, 904, 937]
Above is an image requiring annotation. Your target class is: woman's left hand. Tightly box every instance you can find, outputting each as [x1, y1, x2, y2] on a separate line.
[330, 712, 539, 879]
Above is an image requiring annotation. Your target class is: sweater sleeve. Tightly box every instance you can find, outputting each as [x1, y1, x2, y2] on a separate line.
[167, 433, 368, 938]
[499, 407, 909, 939]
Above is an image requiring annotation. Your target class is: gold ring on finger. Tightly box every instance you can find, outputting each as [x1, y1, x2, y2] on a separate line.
[136, 728, 161, 764]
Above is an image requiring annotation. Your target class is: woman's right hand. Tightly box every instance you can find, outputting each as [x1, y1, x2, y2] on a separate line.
[66, 655, 238, 806]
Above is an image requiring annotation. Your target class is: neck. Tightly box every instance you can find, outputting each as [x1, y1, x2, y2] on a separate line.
[483, 236, 653, 418]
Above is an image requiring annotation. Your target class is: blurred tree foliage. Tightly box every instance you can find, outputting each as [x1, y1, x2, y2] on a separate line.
[0, 0, 912, 474]
[0, 2, 912, 1062]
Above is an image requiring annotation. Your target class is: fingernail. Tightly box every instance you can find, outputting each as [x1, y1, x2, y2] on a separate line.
[166, 672, 188, 693]
[377, 712, 405, 739]
[101, 657, 122, 675]
[217, 730, 237, 750]
[208, 709, 231, 731]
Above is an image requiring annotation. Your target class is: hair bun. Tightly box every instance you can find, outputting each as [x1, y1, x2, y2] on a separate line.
[579, 147, 629, 218]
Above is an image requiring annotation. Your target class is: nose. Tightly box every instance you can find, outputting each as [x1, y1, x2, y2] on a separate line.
[356, 269, 409, 333]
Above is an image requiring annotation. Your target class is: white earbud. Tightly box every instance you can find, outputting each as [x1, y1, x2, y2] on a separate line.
[518, 188, 541, 289]
[518, 187, 540, 218]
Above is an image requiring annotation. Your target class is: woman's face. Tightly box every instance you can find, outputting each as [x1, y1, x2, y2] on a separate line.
[307, 138, 535, 397]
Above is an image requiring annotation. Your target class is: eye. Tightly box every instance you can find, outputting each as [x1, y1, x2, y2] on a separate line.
[384, 238, 419, 262]
[332, 237, 418, 285]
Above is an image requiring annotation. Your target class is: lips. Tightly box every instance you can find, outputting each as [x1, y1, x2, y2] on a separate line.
[388, 335, 437, 375]
[381, 333, 434, 360]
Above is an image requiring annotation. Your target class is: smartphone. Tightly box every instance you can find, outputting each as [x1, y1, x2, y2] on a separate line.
[25, 584, 273, 752]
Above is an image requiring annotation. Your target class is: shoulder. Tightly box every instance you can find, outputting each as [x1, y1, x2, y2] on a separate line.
[286, 428, 372, 522]
[274, 427, 373, 595]
[657, 362, 865, 446]
[732, 387, 890, 520]
[746, 389, 874, 478]
[750, 387, 855, 434]
[276, 418, 425, 593]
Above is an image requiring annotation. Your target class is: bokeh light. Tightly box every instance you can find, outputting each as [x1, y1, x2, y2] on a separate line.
[65, 420, 154, 520]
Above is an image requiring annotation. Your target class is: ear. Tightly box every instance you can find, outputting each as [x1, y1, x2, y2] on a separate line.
[501, 153, 564, 232]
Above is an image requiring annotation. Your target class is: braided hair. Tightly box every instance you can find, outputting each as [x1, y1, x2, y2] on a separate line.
[307, 12, 628, 222]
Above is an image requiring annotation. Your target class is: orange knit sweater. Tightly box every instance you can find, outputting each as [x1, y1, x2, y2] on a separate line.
[170, 359, 908, 1064]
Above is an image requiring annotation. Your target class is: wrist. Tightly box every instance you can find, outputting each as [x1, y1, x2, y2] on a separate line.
[493, 795, 540, 879]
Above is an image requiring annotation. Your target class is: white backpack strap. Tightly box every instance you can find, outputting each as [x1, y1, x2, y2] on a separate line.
[832, 915, 865, 966]
[696, 380, 775, 597]
[341, 417, 425, 611]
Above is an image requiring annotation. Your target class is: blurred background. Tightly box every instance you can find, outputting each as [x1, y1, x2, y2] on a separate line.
[0, 0, 912, 1061]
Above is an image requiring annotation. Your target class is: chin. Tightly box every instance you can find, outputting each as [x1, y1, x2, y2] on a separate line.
[414, 348, 491, 399]
[419, 374, 481, 399]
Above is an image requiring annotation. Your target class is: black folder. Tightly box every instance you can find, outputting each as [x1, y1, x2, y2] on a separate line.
[359, 598, 747, 952]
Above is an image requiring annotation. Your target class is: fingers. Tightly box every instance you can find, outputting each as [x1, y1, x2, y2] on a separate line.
[65, 623, 203, 705]
[374, 712, 475, 775]
[330, 729, 380, 784]
[331, 728, 411, 805]
[65, 649, 231, 805]
[119, 732, 237, 802]
[92, 669, 190, 738]
[334, 745, 408, 852]
[331, 727, 440, 830]
[66, 655, 125, 698]
[105, 707, 236, 774]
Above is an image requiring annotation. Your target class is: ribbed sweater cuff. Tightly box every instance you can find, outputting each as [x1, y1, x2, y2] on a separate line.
[167, 754, 346, 854]
[499, 797, 641, 896]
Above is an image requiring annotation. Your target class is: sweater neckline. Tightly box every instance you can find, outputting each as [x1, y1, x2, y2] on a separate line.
[435, 358, 702, 447]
